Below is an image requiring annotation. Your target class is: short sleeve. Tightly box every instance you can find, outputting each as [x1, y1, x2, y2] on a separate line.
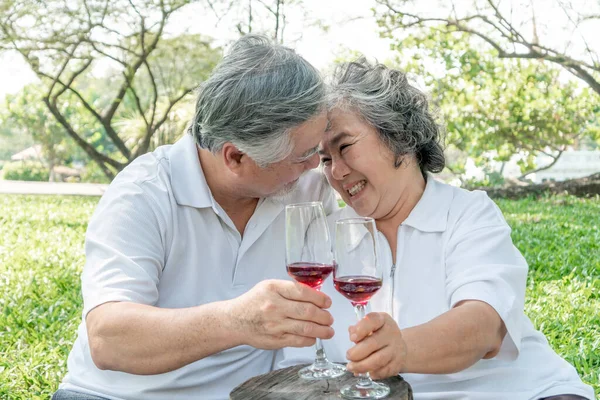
[81, 180, 166, 318]
[445, 191, 528, 360]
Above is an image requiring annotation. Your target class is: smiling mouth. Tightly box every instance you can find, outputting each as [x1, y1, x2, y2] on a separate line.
[347, 180, 366, 197]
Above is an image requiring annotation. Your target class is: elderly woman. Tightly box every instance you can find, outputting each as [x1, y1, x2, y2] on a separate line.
[279, 59, 594, 400]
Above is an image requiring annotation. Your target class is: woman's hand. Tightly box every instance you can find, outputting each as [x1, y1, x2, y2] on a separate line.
[345, 312, 408, 380]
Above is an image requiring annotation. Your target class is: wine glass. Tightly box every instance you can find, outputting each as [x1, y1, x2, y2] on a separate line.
[334, 217, 390, 399]
[285, 201, 346, 380]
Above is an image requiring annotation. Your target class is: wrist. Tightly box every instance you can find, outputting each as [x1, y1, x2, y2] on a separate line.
[398, 341, 409, 374]
[396, 330, 410, 374]
[220, 298, 246, 347]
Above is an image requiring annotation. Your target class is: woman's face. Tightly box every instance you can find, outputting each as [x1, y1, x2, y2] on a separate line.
[319, 108, 420, 219]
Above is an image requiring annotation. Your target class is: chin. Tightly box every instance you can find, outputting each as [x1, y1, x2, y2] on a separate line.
[268, 180, 299, 201]
[349, 200, 374, 217]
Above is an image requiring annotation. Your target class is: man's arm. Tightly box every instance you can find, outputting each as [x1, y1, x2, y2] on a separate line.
[87, 279, 334, 375]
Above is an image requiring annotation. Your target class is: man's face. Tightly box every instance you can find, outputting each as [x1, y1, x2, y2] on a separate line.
[244, 111, 328, 199]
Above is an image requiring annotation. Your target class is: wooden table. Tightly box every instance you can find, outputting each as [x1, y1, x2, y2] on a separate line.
[230, 365, 413, 399]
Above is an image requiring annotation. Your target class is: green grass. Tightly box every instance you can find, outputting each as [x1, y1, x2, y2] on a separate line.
[496, 195, 600, 391]
[1, 194, 598, 398]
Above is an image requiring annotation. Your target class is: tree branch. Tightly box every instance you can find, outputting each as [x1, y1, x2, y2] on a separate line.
[144, 60, 159, 128]
[42, 97, 124, 176]
[102, 10, 168, 125]
[127, 83, 151, 132]
[34, 66, 132, 159]
[132, 86, 194, 159]
[378, 1, 600, 96]
[519, 150, 564, 179]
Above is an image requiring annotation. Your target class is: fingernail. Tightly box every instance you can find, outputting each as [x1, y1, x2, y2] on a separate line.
[350, 334, 357, 342]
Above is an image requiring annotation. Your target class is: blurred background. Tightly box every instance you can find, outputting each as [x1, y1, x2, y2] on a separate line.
[1, 0, 598, 189]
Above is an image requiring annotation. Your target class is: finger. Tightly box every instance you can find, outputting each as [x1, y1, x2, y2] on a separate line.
[283, 300, 334, 326]
[346, 334, 383, 362]
[347, 347, 393, 375]
[280, 333, 316, 348]
[349, 312, 386, 342]
[369, 365, 395, 380]
[280, 319, 335, 340]
[278, 281, 332, 309]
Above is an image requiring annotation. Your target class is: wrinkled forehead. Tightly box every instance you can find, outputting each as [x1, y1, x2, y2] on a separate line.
[319, 108, 363, 153]
[318, 131, 353, 155]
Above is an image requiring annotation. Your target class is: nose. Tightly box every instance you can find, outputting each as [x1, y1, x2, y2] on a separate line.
[331, 157, 351, 181]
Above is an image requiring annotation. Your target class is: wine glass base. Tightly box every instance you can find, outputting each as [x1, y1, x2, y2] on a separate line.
[297, 362, 347, 380]
[340, 380, 390, 399]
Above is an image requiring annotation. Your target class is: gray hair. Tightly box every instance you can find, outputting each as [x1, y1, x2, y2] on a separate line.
[190, 34, 326, 166]
[328, 58, 445, 175]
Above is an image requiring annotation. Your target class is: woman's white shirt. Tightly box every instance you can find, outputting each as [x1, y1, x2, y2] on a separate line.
[277, 176, 594, 400]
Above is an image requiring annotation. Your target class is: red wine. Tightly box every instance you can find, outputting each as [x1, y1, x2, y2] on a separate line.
[287, 262, 334, 289]
[333, 275, 382, 306]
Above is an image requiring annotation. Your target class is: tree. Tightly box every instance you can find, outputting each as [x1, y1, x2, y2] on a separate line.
[389, 28, 600, 179]
[0, 116, 34, 162]
[375, 0, 600, 96]
[1, 83, 108, 181]
[0, 0, 221, 179]
[205, 0, 314, 44]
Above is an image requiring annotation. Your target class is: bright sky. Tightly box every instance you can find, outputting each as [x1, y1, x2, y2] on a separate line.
[1, 0, 598, 100]
[0, 0, 393, 100]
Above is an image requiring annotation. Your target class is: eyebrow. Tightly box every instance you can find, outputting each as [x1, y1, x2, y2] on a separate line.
[318, 132, 352, 155]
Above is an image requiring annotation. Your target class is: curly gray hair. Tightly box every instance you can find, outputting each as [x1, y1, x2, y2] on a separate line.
[190, 34, 326, 167]
[328, 58, 445, 175]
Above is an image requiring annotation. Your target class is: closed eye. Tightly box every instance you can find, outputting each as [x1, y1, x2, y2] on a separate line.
[320, 157, 331, 165]
[340, 143, 352, 152]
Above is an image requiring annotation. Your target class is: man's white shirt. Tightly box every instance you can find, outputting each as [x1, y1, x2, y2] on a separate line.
[60, 133, 337, 400]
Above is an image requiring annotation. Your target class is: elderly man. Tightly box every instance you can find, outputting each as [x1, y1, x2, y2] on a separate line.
[52, 35, 337, 400]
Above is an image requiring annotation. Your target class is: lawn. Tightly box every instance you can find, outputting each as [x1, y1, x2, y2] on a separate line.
[0, 193, 598, 399]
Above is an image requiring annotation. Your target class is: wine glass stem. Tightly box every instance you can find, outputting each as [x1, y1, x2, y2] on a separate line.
[314, 337, 328, 366]
[353, 303, 373, 386]
[313, 286, 330, 367]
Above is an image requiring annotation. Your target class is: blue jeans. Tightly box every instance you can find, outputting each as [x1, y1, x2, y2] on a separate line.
[52, 389, 109, 400]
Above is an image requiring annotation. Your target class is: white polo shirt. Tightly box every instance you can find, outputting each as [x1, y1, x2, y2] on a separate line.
[59, 133, 337, 400]
[278, 177, 595, 400]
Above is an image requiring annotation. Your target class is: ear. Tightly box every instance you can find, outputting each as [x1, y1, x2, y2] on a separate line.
[221, 142, 245, 175]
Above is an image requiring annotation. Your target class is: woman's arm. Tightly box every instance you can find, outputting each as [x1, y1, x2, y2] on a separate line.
[345, 300, 506, 379]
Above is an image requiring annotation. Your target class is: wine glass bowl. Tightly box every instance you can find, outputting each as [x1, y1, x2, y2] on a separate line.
[287, 262, 334, 289]
[334, 217, 390, 399]
[285, 201, 346, 380]
[333, 276, 383, 306]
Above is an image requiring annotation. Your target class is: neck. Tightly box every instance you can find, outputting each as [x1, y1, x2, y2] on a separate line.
[376, 171, 426, 253]
[198, 147, 259, 232]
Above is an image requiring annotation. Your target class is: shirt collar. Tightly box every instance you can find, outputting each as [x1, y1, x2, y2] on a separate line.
[169, 133, 214, 209]
[401, 175, 454, 233]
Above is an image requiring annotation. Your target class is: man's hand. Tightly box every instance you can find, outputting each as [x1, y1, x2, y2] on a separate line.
[228, 279, 335, 350]
[346, 312, 407, 379]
